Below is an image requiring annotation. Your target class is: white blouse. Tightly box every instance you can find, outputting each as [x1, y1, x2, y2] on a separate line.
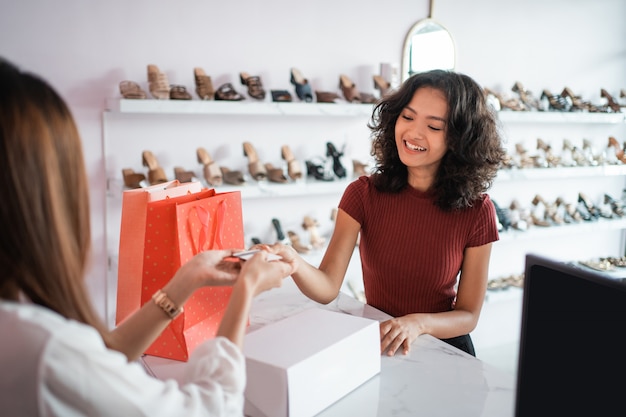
[0, 301, 246, 416]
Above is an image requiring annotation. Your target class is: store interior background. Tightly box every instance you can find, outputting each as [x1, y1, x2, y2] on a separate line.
[2, 0, 625, 375]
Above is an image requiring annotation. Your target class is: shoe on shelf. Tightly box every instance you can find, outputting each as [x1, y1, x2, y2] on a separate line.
[220, 167, 245, 185]
[373, 75, 391, 98]
[240, 72, 266, 100]
[173, 166, 196, 183]
[121, 168, 147, 189]
[540, 89, 569, 111]
[600, 88, 622, 113]
[264, 163, 288, 183]
[271, 90, 293, 102]
[147, 64, 170, 100]
[305, 159, 334, 181]
[302, 215, 325, 249]
[290, 68, 313, 102]
[243, 141, 267, 181]
[119, 80, 147, 99]
[511, 81, 539, 111]
[141, 150, 168, 184]
[315, 90, 340, 103]
[194, 67, 214, 100]
[215, 83, 245, 101]
[170, 85, 192, 100]
[281, 145, 303, 181]
[196, 147, 223, 186]
[288, 230, 311, 254]
[326, 141, 346, 178]
[339, 74, 361, 102]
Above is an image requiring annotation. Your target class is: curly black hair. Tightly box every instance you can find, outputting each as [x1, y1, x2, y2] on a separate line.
[368, 69, 505, 211]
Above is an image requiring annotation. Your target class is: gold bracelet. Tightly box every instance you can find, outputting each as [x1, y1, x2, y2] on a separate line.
[152, 289, 184, 319]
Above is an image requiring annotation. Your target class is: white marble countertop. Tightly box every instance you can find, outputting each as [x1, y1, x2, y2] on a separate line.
[143, 278, 515, 417]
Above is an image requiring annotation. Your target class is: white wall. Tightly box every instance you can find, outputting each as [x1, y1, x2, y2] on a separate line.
[1, 0, 625, 320]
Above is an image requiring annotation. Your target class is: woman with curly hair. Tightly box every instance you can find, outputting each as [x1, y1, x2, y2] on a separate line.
[272, 69, 505, 357]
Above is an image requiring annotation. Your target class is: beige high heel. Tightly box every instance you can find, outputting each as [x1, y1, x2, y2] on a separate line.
[121, 168, 147, 189]
[373, 75, 391, 97]
[147, 64, 170, 100]
[288, 230, 311, 254]
[173, 167, 196, 183]
[243, 142, 267, 181]
[281, 145, 302, 180]
[302, 215, 326, 249]
[264, 163, 288, 183]
[196, 147, 223, 186]
[194, 67, 214, 100]
[141, 150, 168, 185]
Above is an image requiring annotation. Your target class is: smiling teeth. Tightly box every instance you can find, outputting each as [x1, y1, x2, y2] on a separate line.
[405, 141, 426, 151]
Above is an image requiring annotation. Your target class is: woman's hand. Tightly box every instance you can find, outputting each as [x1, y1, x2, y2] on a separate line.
[379, 314, 422, 356]
[174, 249, 242, 289]
[237, 250, 296, 296]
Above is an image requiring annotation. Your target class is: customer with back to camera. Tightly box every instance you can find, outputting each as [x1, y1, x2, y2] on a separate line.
[0, 57, 296, 416]
[267, 69, 505, 357]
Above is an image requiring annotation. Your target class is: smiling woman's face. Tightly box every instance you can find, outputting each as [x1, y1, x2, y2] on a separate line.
[394, 86, 448, 177]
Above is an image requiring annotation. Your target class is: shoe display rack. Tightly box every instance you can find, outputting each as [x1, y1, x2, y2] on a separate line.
[102, 98, 626, 329]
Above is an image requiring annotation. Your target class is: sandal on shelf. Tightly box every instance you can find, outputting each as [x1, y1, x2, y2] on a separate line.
[194, 67, 214, 100]
[141, 150, 168, 184]
[174, 167, 196, 183]
[281, 145, 303, 180]
[196, 147, 223, 186]
[243, 142, 267, 180]
[147, 64, 170, 100]
[220, 167, 245, 185]
[170, 85, 192, 100]
[352, 159, 369, 177]
[271, 90, 293, 102]
[290, 68, 313, 102]
[339, 74, 361, 102]
[121, 168, 147, 189]
[119, 80, 147, 99]
[240, 72, 266, 100]
[315, 91, 341, 103]
[215, 83, 245, 101]
[305, 159, 334, 181]
[288, 230, 311, 254]
[326, 141, 347, 178]
[264, 163, 288, 183]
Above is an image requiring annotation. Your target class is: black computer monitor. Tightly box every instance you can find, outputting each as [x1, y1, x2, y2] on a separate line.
[515, 254, 626, 417]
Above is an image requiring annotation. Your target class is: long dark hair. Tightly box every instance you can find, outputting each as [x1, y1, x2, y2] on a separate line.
[369, 69, 505, 211]
[0, 58, 107, 336]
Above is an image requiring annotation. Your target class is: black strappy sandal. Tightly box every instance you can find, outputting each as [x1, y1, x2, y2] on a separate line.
[326, 141, 346, 178]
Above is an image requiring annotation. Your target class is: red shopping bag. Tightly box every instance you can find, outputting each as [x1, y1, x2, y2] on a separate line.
[141, 190, 244, 361]
[116, 180, 203, 326]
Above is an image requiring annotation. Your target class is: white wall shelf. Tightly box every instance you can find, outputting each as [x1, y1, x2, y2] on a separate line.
[497, 110, 625, 124]
[496, 165, 626, 181]
[498, 217, 626, 242]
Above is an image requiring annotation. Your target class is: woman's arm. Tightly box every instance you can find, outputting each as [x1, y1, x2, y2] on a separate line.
[380, 243, 492, 355]
[272, 208, 361, 304]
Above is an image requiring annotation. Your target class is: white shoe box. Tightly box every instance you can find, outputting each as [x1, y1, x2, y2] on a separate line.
[243, 308, 381, 417]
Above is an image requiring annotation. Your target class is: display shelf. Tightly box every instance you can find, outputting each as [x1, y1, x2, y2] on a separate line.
[105, 98, 374, 117]
[498, 217, 626, 242]
[496, 164, 626, 181]
[497, 110, 625, 124]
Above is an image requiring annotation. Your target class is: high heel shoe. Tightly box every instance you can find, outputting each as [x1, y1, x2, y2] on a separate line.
[243, 142, 267, 181]
[373, 75, 391, 98]
[281, 145, 303, 180]
[530, 195, 551, 227]
[492, 199, 512, 231]
[484, 87, 525, 111]
[288, 230, 311, 254]
[578, 192, 600, 220]
[326, 141, 346, 178]
[220, 167, 245, 185]
[508, 200, 529, 231]
[121, 168, 147, 189]
[605, 193, 626, 217]
[339, 74, 361, 102]
[147, 65, 170, 100]
[194, 67, 215, 100]
[536, 138, 560, 167]
[561, 87, 599, 112]
[196, 147, 223, 186]
[540, 89, 569, 111]
[141, 150, 168, 185]
[600, 89, 622, 113]
[169, 85, 192, 100]
[511, 82, 539, 110]
[290, 68, 313, 102]
[305, 159, 334, 181]
[606, 136, 625, 165]
[240, 72, 266, 100]
[302, 215, 326, 249]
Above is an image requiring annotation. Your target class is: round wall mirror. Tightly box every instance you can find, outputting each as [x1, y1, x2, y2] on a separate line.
[401, 18, 455, 81]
